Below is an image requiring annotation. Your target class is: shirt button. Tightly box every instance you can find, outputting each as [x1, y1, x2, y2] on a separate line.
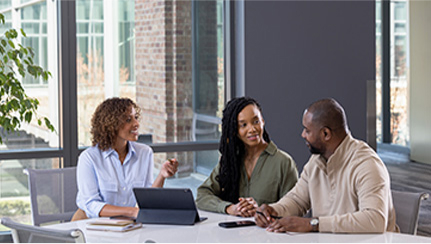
[123, 201, 126, 204]
[123, 187, 126, 191]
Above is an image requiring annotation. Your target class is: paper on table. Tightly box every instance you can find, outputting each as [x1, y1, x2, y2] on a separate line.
[87, 218, 134, 226]
[86, 218, 142, 232]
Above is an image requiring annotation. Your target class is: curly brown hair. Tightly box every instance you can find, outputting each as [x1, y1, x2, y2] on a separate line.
[91, 97, 141, 150]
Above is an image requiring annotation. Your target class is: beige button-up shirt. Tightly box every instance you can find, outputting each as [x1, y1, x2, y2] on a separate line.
[271, 134, 398, 233]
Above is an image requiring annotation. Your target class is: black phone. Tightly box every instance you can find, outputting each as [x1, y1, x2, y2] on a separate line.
[218, 220, 256, 228]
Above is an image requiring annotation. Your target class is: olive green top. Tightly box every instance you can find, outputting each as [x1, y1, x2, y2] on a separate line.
[196, 141, 298, 214]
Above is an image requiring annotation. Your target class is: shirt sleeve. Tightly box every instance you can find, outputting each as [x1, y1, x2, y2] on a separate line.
[277, 156, 299, 199]
[196, 163, 232, 214]
[143, 147, 154, 187]
[76, 151, 107, 218]
[270, 162, 311, 217]
[319, 157, 390, 233]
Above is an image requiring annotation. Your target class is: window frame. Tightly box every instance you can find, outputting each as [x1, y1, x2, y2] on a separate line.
[0, 0, 240, 167]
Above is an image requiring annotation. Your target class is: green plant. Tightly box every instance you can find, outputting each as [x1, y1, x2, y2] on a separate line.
[0, 200, 31, 217]
[0, 13, 55, 144]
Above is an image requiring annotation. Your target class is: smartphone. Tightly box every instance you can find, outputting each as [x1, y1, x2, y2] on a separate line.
[218, 220, 256, 228]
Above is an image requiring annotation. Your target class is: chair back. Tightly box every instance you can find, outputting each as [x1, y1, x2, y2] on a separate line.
[392, 190, 429, 235]
[23, 167, 78, 226]
[191, 113, 221, 141]
[0, 217, 85, 243]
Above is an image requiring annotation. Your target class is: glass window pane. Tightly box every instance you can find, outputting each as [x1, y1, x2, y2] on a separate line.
[390, 0, 409, 146]
[376, 0, 409, 146]
[21, 3, 48, 85]
[76, 0, 224, 178]
[0, 11, 11, 32]
[394, 1, 406, 20]
[0, 158, 60, 227]
[76, 0, 106, 147]
[0, 2, 59, 151]
[163, 150, 219, 197]
[376, 0, 382, 143]
[394, 23, 405, 34]
[0, 0, 11, 10]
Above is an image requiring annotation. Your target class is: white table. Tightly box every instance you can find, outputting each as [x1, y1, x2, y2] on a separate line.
[49, 211, 431, 243]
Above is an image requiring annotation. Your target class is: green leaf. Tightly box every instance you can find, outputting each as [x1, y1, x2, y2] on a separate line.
[27, 65, 35, 76]
[44, 117, 55, 132]
[24, 99, 33, 109]
[18, 67, 25, 77]
[8, 40, 15, 49]
[43, 71, 48, 81]
[0, 20, 55, 144]
[9, 29, 18, 39]
[20, 28, 27, 38]
[24, 111, 32, 123]
[28, 47, 34, 57]
[12, 117, 20, 127]
[10, 99, 20, 109]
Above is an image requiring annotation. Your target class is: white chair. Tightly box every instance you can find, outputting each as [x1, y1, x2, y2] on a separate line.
[0, 217, 85, 243]
[23, 167, 78, 226]
[392, 190, 429, 235]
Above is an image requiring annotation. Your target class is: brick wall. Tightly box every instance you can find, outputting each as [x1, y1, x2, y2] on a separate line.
[135, 0, 194, 174]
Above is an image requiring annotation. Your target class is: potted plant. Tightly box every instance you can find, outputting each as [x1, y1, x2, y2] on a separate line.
[0, 13, 55, 144]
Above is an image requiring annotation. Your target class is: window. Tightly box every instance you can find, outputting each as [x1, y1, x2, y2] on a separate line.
[0, 0, 226, 225]
[376, 0, 409, 147]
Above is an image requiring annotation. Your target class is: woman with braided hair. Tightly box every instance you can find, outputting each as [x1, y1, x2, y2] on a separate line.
[196, 97, 298, 217]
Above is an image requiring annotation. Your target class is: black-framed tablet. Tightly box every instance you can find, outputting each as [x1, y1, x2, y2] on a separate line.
[133, 188, 207, 225]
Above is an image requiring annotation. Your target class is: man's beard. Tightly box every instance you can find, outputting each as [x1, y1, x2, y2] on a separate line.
[307, 142, 322, 155]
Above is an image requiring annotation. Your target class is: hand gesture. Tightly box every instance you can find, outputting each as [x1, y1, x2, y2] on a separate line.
[266, 216, 313, 233]
[160, 158, 179, 178]
[254, 204, 279, 227]
[226, 197, 258, 217]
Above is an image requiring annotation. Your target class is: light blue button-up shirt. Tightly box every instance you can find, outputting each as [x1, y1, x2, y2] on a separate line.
[76, 141, 154, 218]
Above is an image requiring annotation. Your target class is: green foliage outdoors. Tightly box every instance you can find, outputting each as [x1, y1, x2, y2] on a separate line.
[0, 13, 55, 144]
[0, 200, 31, 217]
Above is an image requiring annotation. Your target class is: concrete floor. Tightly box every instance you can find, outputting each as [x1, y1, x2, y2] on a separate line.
[378, 146, 431, 237]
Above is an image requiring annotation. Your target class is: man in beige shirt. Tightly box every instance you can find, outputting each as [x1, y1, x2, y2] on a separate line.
[255, 98, 398, 233]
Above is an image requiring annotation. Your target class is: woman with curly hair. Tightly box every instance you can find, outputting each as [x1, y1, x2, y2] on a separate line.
[76, 97, 178, 218]
[196, 97, 298, 217]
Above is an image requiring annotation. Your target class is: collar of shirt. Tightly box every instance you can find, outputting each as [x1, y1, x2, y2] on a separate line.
[264, 141, 277, 156]
[101, 141, 137, 165]
[315, 133, 352, 171]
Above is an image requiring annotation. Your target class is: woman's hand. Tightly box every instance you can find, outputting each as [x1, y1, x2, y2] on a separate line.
[226, 197, 258, 217]
[160, 158, 179, 178]
[152, 158, 179, 187]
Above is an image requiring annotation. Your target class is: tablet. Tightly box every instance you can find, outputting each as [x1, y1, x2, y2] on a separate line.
[133, 188, 207, 225]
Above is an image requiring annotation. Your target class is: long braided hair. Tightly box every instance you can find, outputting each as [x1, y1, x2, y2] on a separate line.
[217, 97, 271, 203]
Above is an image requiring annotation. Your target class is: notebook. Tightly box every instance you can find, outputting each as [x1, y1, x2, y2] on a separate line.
[133, 188, 207, 225]
[86, 218, 142, 232]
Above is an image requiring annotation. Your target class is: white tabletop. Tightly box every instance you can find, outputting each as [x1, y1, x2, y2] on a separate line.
[49, 210, 431, 243]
